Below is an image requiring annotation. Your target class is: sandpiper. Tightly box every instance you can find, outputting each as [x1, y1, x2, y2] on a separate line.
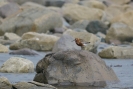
[72, 38, 90, 50]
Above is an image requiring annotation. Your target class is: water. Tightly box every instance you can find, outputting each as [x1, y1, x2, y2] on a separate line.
[0, 50, 133, 89]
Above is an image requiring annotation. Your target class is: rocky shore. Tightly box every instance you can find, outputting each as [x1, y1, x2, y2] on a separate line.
[0, 0, 133, 89]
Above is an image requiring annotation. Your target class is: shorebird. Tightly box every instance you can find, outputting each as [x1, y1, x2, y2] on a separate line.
[72, 38, 90, 50]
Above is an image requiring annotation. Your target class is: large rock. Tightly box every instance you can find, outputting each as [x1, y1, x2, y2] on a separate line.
[0, 77, 12, 89]
[0, 44, 8, 53]
[0, 57, 34, 73]
[52, 34, 81, 52]
[99, 46, 133, 59]
[62, 3, 103, 24]
[0, 1, 20, 18]
[34, 50, 119, 86]
[0, 5, 63, 36]
[9, 32, 59, 51]
[86, 20, 109, 34]
[79, 0, 106, 10]
[63, 29, 100, 53]
[111, 10, 133, 28]
[105, 23, 133, 43]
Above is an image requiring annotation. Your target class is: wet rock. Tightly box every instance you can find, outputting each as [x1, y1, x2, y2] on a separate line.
[79, 0, 106, 10]
[0, 44, 8, 53]
[0, 57, 34, 73]
[62, 3, 103, 24]
[0, 1, 20, 18]
[9, 48, 38, 55]
[35, 50, 119, 86]
[0, 5, 63, 36]
[86, 20, 109, 34]
[106, 23, 133, 43]
[9, 32, 59, 51]
[99, 46, 133, 59]
[4, 32, 20, 40]
[63, 29, 100, 53]
[0, 77, 12, 89]
[52, 34, 81, 52]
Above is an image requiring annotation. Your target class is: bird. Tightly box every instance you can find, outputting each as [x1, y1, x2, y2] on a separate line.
[72, 38, 90, 50]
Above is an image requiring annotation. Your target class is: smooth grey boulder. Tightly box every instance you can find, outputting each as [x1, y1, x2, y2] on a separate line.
[0, 5, 63, 36]
[34, 50, 119, 87]
[9, 32, 59, 51]
[99, 46, 133, 59]
[52, 34, 81, 52]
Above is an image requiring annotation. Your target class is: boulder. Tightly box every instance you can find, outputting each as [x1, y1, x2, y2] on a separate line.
[111, 10, 133, 28]
[0, 77, 12, 89]
[9, 48, 38, 55]
[79, 0, 106, 10]
[0, 44, 8, 53]
[0, 1, 20, 18]
[0, 5, 63, 36]
[9, 32, 59, 51]
[106, 23, 133, 43]
[4, 32, 20, 40]
[63, 29, 100, 53]
[62, 3, 103, 24]
[86, 20, 109, 34]
[99, 46, 133, 59]
[34, 50, 119, 86]
[0, 57, 34, 73]
[52, 34, 81, 52]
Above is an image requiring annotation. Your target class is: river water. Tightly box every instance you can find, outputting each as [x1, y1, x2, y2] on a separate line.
[0, 49, 133, 89]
